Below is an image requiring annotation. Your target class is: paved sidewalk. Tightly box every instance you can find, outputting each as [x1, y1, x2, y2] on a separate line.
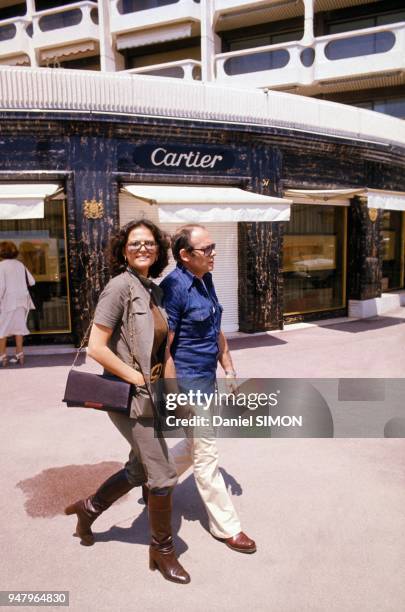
[1, 309, 405, 611]
[228, 307, 405, 378]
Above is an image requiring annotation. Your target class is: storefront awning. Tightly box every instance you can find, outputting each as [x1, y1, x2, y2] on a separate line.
[122, 185, 292, 222]
[285, 188, 365, 205]
[367, 189, 405, 211]
[0, 183, 62, 220]
[285, 188, 405, 211]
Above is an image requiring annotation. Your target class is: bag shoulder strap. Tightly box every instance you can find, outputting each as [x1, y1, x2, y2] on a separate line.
[24, 268, 30, 289]
[71, 272, 129, 371]
[127, 281, 162, 429]
[70, 318, 94, 370]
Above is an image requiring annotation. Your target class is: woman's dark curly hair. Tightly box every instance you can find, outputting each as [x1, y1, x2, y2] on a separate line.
[109, 218, 170, 278]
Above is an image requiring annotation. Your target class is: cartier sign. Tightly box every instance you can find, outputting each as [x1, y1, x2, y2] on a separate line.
[133, 144, 235, 172]
[151, 147, 225, 169]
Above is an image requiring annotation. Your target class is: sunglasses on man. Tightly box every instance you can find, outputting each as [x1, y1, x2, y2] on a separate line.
[189, 243, 216, 257]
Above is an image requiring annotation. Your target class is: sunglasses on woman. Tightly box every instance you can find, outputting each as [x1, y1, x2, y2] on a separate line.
[127, 240, 157, 252]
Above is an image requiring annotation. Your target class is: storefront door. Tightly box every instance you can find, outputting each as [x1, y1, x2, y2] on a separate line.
[381, 210, 403, 291]
[283, 203, 347, 315]
[0, 195, 71, 334]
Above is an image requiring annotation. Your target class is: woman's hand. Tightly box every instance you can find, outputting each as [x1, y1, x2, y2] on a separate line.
[88, 323, 145, 386]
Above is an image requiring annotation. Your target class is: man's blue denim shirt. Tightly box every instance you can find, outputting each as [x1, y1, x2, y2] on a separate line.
[160, 263, 223, 378]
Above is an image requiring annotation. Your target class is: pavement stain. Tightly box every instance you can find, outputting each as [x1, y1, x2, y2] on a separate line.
[16, 461, 123, 518]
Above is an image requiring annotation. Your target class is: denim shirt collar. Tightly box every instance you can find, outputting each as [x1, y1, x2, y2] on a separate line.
[176, 263, 211, 291]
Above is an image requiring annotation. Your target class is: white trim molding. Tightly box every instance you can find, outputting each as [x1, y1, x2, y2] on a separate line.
[1, 67, 405, 149]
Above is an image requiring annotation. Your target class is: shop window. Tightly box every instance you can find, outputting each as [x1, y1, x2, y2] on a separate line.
[382, 210, 402, 291]
[283, 204, 346, 314]
[0, 198, 71, 334]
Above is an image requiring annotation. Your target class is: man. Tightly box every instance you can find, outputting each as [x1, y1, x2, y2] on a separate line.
[160, 224, 256, 553]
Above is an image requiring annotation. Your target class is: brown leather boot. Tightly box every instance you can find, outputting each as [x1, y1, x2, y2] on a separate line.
[65, 469, 136, 546]
[142, 484, 149, 506]
[148, 491, 190, 584]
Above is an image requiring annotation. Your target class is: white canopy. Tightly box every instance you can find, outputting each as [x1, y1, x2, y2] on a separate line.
[122, 185, 292, 222]
[284, 188, 365, 206]
[0, 183, 62, 220]
[367, 189, 405, 211]
[285, 187, 405, 211]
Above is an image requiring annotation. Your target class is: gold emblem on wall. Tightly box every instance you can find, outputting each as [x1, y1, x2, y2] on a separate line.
[83, 199, 104, 219]
[368, 208, 378, 223]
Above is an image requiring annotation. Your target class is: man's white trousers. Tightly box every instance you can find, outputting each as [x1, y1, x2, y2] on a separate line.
[170, 436, 241, 539]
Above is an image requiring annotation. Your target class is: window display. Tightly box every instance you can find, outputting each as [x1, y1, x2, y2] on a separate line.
[382, 210, 402, 291]
[283, 204, 346, 314]
[0, 198, 71, 333]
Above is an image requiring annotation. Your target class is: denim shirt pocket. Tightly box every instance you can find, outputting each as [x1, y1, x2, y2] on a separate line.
[188, 305, 213, 338]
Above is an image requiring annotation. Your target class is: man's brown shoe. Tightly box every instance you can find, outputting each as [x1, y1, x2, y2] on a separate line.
[223, 531, 256, 554]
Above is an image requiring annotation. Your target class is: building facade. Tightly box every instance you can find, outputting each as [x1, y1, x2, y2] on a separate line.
[0, 0, 404, 120]
[0, 1, 404, 345]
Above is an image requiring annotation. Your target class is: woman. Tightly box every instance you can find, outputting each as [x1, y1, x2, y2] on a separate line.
[65, 219, 190, 585]
[0, 241, 35, 367]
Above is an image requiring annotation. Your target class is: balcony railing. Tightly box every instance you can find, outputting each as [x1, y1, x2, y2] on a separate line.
[215, 22, 405, 89]
[110, 0, 201, 36]
[126, 59, 201, 80]
[0, 17, 32, 62]
[32, 1, 99, 52]
[216, 39, 307, 88]
[314, 22, 405, 82]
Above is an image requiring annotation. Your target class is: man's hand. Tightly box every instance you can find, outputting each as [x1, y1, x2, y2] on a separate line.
[224, 371, 238, 395]
[218, 330, 237, 393]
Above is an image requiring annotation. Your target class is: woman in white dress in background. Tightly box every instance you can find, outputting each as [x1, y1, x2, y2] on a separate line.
[0, 241, 35, 367]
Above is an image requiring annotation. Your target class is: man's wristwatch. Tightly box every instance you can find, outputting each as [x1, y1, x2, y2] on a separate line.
[224, 370, 237, 378]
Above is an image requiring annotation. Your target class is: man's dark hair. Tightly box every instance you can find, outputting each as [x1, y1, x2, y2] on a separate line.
[171, 224, 206, 263]
[109, 218, 170, 278]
